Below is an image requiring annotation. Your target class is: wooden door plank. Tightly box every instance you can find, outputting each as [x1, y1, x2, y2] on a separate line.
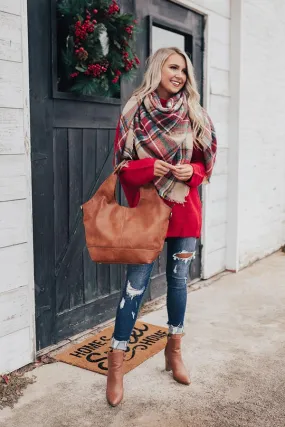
[56, 291, 121, 341]
[53, 128, 69, 266]
[54, 99, 119, 129]
[82, 129, 97, 203]
[67, 128, 85, 308]
[67, 253, 84, 309]
[55, 220, 85, 314]
[96, 128, 112, 297]
[68, 129, 83, 235]
[83, 246, 98, 303]
[82, 129, 98, 303]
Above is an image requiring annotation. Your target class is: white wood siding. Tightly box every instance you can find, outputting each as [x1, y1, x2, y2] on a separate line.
[238, 0, 285, 267]
[0, 109, 25, 154]
[0, 11, 22, 62]
[0, 328, 31, 374]
[0, 244, 29, 293]
[0, 0, 35, 374]
[0, 0, 21, 16]
[0, 60, 23, 108]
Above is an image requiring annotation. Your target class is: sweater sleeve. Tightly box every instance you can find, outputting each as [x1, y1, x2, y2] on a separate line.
[119, 158, 156, 187]
[186, 146, 206, 188]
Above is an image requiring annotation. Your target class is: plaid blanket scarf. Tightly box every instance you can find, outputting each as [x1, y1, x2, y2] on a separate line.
[114, 91, 217, 204]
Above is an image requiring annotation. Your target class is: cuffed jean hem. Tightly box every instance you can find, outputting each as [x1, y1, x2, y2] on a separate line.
[168, 324, 184, 335]
[110, 337, 128, 351]
[111, 324, 184, 350]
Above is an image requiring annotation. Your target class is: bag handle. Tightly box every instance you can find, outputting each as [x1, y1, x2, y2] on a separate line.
[83, 160, 173, 211]
[97, 165, 162, 207]
[113, 160, 172, 208]
[113, 160, 128, 175]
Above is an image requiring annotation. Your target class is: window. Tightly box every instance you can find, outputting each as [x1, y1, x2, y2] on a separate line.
[149, 17, 193, 60]
[152, 25, 185, 52]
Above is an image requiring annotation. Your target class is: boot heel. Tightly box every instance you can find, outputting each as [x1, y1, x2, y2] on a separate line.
[164, 334, 191, 385]
[165, 357, 171, 371]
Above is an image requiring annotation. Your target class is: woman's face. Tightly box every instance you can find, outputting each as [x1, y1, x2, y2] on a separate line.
[157, 53, 187, 99]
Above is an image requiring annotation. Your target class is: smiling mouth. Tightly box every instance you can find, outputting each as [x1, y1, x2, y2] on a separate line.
[170, 80, 181, 87]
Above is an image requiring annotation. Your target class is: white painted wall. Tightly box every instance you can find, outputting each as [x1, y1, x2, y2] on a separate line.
[235, 0, 285, 268]
[0, 0, 35, 373]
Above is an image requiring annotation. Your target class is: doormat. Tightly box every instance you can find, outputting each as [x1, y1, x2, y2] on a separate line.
[55, 321, 168, 375]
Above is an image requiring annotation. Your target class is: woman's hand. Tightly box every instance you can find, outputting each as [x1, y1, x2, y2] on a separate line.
[172, 164, 193, 181]
[154, 160, 176, 177]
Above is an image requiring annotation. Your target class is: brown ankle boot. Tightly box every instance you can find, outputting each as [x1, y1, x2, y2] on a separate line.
[106, 349, 125, 407]
[164, 334, 191, 385]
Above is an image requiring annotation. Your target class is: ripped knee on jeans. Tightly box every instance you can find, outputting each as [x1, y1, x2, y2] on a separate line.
[119, 280, 145, 313]
[173, 251, 195, 263]
[126, 280, 145, 299]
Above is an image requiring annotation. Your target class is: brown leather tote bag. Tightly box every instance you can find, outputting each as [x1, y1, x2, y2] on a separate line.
[82, 171, 172, 264]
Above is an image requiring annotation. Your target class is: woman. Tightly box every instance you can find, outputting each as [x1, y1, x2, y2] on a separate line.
[107, 47, 217, 406]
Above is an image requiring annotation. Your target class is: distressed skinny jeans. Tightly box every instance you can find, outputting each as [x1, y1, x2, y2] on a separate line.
[111, 237, 196, 350]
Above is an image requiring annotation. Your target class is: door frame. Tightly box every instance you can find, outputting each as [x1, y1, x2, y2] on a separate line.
[148, 7, 205, 285]
[170, 0, 211, 279]
[141, 7, 205, 297]
[148, 15, 194, 58]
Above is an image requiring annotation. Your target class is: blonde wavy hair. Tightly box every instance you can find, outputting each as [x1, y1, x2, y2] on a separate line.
[133, 47, 206, 149]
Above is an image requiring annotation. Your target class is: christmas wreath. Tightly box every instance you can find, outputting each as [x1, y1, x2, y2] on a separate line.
[57, 0, 140, 97]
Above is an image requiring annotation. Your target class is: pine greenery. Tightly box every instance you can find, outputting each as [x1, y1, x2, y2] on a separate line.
[57, 0, 140, 97]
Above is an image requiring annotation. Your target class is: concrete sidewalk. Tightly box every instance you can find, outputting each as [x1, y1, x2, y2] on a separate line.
[1, 252, 285, 427]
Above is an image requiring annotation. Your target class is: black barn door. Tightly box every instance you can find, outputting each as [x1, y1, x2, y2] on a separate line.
[28, 0, 204, 350]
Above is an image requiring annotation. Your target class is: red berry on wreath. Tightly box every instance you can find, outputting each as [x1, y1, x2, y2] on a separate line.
[93, 9, 98, 14]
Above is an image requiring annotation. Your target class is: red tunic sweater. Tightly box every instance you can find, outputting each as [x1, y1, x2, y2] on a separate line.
[115, 100, 207, 238]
